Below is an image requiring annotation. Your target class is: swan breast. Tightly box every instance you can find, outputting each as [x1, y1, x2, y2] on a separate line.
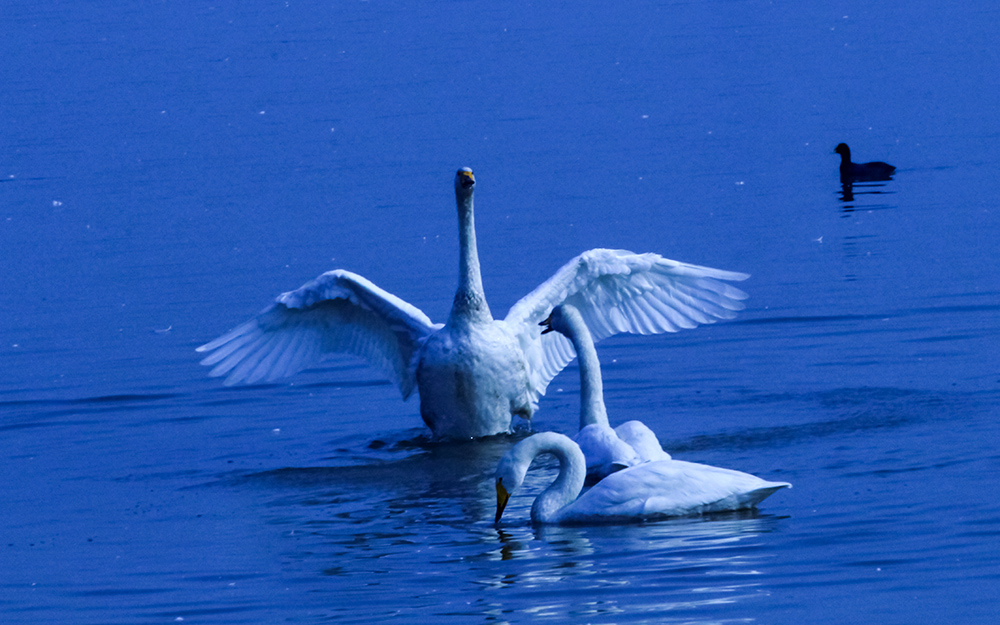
[416, 321, 533, 437]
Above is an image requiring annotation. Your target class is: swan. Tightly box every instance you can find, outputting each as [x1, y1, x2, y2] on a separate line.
[539, 303, 671, 480]
[834, 143, 896, 182]
[614, 420, 672, 463]
[494, 432, 790, 524]
[197, 167, 750, 439]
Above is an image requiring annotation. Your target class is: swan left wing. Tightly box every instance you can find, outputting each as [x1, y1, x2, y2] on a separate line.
[503, 249, 749, 402]
[197, 270, 440, 397]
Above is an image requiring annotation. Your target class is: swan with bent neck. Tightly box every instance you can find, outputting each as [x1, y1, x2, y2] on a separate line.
[540, 304, 670, 480]
[494, 432, 790, 524]
[199, 168, 750, 439]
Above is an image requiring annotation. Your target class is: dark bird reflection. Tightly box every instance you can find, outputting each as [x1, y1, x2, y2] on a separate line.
[837, 179, 896, 214]
[839, 181, 855, 203]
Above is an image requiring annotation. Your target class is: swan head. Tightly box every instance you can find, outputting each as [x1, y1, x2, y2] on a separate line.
[494, 450, 527, 523]
[455, 167, 475, 195]
[539, 304, 580, 337]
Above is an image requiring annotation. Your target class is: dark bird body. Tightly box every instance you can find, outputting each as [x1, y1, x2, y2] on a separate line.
[835, 143, 895, 182]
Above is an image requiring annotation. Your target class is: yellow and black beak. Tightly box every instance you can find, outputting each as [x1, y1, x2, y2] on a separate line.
[457, 169, 475, 188]
[495, 478, 511, 524]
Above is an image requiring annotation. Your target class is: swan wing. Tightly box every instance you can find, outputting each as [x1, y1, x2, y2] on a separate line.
[633, 460, 791, 515]
[503, 249, 749, 401]
[197, 270, 439, 396]
[574, 424, 641, 479]
[566, 459, 788, 521]
[614, 420, 671, 462]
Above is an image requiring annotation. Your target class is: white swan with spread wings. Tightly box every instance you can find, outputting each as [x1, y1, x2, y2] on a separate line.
[197, 168, 749, 439]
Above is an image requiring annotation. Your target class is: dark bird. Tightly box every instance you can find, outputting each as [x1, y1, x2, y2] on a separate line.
[834, 143, 895, 182]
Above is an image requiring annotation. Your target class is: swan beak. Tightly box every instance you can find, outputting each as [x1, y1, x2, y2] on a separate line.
[539, 312, 554, 334]
[495, 479, 511, 524]
[457, 169, 475, 188]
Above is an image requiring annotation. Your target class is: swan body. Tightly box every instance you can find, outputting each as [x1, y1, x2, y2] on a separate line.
[615, 420, 672, 462]
[415, 316, 533, 437]
[494, 432, 790, 524]
[198, 168, 750, 439]
[541, 304, 670, 479]
[835, 143, 895, 182]
[574, 423, 641, 479]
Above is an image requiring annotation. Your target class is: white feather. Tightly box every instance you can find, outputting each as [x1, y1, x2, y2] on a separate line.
[199, 170, 748, 438]
[505, 248, 748, 404]
[494, 432, 790, 525]
[541, 304, 672, 480]
[198, 270, 436, 395]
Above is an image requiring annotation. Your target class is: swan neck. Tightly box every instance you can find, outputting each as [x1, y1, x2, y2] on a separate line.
[563, 309, 609, 429]
[522, 434, 586, 524]
[450, 189, 492, 325]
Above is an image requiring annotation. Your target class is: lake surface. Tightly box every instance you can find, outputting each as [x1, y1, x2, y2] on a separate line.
[3, 1, 1000, 623]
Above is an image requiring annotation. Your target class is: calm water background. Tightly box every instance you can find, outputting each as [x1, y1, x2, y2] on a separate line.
[3, 1, 999, 623]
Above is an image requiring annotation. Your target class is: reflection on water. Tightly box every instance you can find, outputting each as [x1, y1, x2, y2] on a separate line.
[216, 429, 780, 616]
[832, 176, 899, 283]
[6, 375, 998, 623]
[225, 432, 795, 623]
[837, 181, 897, 214]
[476, 514, 788, 622]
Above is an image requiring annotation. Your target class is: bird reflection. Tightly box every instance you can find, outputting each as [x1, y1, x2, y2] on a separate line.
[483, 511, 787, 594]
[836, 180, 897, 215]
[494, 528, 528, 561]
[839, 181, 854, 203]
[228, 427, 792, 607]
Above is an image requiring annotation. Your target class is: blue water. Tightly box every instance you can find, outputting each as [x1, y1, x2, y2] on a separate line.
[3, 1, 1000, 623]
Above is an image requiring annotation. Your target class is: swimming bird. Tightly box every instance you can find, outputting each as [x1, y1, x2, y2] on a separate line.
[493, 432, 790, 524]
[834, 143, 896, 182]
[539, 303, 670, 480]
[198, 168, 749, 439]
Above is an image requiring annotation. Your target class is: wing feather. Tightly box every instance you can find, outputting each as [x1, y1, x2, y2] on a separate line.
[503, 249, 748, 403]
[246, 332, 294, 385]
[569, 459, 787, 520]
[198, 328, 256, 366]
[197, 270, 438, 396]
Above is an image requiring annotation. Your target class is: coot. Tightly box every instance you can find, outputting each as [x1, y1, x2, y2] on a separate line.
[835, 143, 895, 182]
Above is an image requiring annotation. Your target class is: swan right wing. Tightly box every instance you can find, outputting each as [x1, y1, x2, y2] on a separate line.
[503, 249, 749, 403]
[197, 270, 440, 397]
